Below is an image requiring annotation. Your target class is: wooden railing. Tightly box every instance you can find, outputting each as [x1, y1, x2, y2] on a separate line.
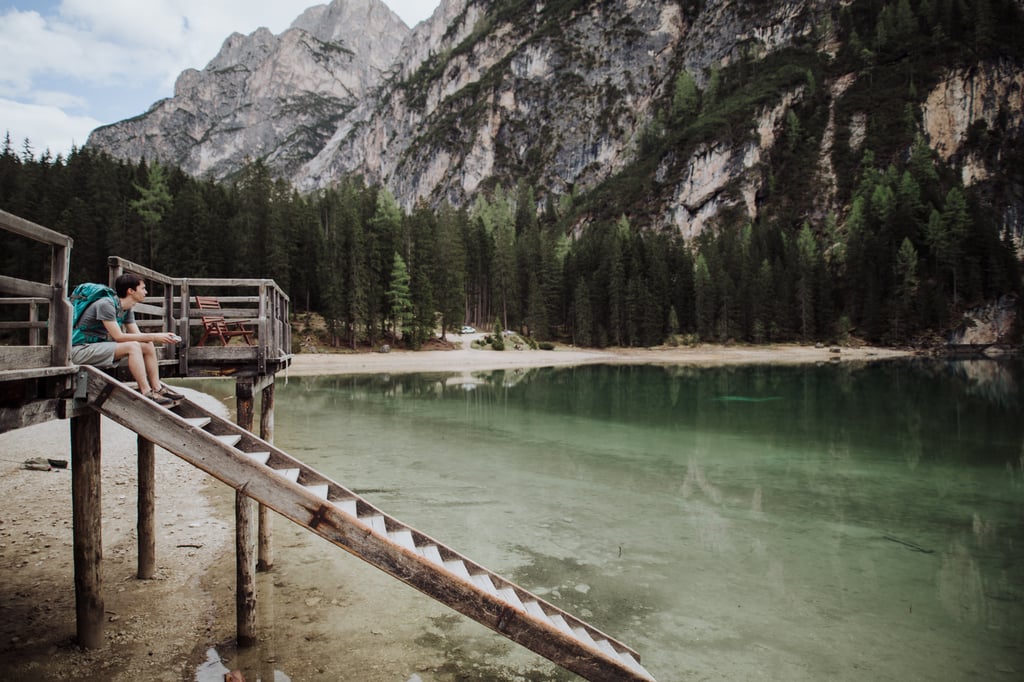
[107, 257, 292, 376]
[0, 210, 290, 381]
[0, 209, 73, 373]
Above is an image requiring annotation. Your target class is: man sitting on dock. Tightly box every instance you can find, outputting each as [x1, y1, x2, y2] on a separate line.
[70, 273, 183, 406]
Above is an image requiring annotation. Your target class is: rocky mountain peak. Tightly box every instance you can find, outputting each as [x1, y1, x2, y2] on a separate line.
[85, 0, 1024, 247]
[87, 0, 409, 182]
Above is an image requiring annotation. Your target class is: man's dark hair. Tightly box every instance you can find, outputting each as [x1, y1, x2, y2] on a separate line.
[114, 273, 144, 298]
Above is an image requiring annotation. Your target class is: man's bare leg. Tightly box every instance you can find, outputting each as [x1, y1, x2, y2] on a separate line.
[114, 341, 152, 394]
[141, 341, 163, 392]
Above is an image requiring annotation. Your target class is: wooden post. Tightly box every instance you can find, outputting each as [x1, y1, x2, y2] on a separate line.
[235, 379, 258, 646]
[137, 435, 156, 579]
[236, 491, 258, 647]
[28, 300, 39, 346]
[71, 411, 104, 649]
[262, 376, 278, 569]
[50, 240, 72, 367]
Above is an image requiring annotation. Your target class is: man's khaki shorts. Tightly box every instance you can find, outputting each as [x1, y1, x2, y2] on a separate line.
[71, 342, 120, 368]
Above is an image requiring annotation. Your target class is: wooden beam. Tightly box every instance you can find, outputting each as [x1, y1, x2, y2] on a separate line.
[236, 493, 258, 647]
[107, 257, 178, 287]
[71, 410, 104, 649]
[0, 399, 62, 433]
[0, 320, 49, 330]
[0, 346, 52, 368]
[0, 366, 76, 382]
[258, 380, 275, 572]
[137, 436, 156, 579]
[235, 379, 258, 646]
[0, 274, 51, 298]
[50, 242, 71, 366]
[0, 208, 73, 246]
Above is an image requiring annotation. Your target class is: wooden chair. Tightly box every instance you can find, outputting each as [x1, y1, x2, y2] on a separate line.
[195, 295, 254, 346]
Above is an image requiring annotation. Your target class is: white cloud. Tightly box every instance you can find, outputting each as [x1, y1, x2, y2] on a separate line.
[0, 0, 440, 159]
[0, 97, 100, 156]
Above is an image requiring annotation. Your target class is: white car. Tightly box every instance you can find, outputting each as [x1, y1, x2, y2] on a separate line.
[460, 326, 476, 334]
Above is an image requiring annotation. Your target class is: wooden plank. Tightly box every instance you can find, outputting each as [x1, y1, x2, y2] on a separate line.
[0, 275, 51, 298]
[201, 296, 261, 304]
[187, 307, 260, 321]
[188, 346, 260, 361]
[187, 277, 282, 289]
[0, 321, 49, 330]
[107, 257, 176, 286]
[0, 208, 73, 247]
[0, 399, 62, 433]
[0, 366, 76, 383]
[0, 297, 50, 304]
[0, 346, 52, 369]
[132, 303, 167, 317]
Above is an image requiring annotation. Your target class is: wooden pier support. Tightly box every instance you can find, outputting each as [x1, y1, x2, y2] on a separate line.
[257, 381, 275, 571]
[137, 435, 156, 579]
[235, 490, 258, 647]
[234, 374, 276, 646]
[70, 410, 104, 649]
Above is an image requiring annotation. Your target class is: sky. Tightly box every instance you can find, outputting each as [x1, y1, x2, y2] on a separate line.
[0, 0, 439, 158]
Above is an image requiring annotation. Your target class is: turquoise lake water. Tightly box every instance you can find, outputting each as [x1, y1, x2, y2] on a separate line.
[193, 358, 1024, 681]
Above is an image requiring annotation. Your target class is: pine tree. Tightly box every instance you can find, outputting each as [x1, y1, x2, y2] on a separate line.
[572, 278, 593, 347]
[892, 237, 920, 342]
[434, 203, 467, 340]
[366, 189, 404, 344]
[386, 251, 413, 341]
[130, 161, 171, 266]
[693, 253, 714, 340]
[939, 186, 971, 304]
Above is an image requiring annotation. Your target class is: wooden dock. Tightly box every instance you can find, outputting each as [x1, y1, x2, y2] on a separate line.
[0, 208, 655, 681]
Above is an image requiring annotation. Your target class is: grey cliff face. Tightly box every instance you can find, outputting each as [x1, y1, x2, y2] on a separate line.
[86, 0, 1024, 243]
[87, 0, 409, 182]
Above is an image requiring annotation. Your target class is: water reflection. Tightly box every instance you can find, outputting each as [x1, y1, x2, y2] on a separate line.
[183, 358, 1024, 680]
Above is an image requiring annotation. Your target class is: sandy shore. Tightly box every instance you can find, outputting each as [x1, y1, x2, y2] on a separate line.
[0, 388, 237, 681]
[286, 336, 912, 376]
[0, 341, 912, 681]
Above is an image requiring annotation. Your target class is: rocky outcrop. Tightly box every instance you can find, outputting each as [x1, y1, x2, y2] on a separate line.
[87, 0, 408, 181]
[947, 295, 1018, 345]
[87, 0, 839, 222]
[922, 59, 1024, 169]
[922, 59, 1024, 252]
[85, 0, 1024, 246]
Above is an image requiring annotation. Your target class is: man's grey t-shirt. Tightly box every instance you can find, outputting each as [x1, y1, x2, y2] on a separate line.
[75, 297, 134, 343]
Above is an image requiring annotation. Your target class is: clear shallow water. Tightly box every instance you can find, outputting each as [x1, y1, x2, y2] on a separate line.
[192, 359, 1024, 681]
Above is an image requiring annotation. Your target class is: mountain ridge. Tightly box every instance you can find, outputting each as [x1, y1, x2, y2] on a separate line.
[86, 0, 1024, 247]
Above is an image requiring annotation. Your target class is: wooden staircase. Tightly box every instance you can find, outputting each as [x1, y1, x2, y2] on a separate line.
[77, 366, 655, 682]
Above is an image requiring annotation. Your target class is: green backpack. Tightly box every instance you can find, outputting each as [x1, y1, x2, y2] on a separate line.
[70, 283, 119, 345]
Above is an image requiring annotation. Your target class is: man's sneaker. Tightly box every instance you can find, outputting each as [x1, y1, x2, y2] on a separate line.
[158, 385, 185, 401]
[144, 390, 174, 406]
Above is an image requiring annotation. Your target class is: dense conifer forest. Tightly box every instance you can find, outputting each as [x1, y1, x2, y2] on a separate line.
[2, 0, 1022, 349]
